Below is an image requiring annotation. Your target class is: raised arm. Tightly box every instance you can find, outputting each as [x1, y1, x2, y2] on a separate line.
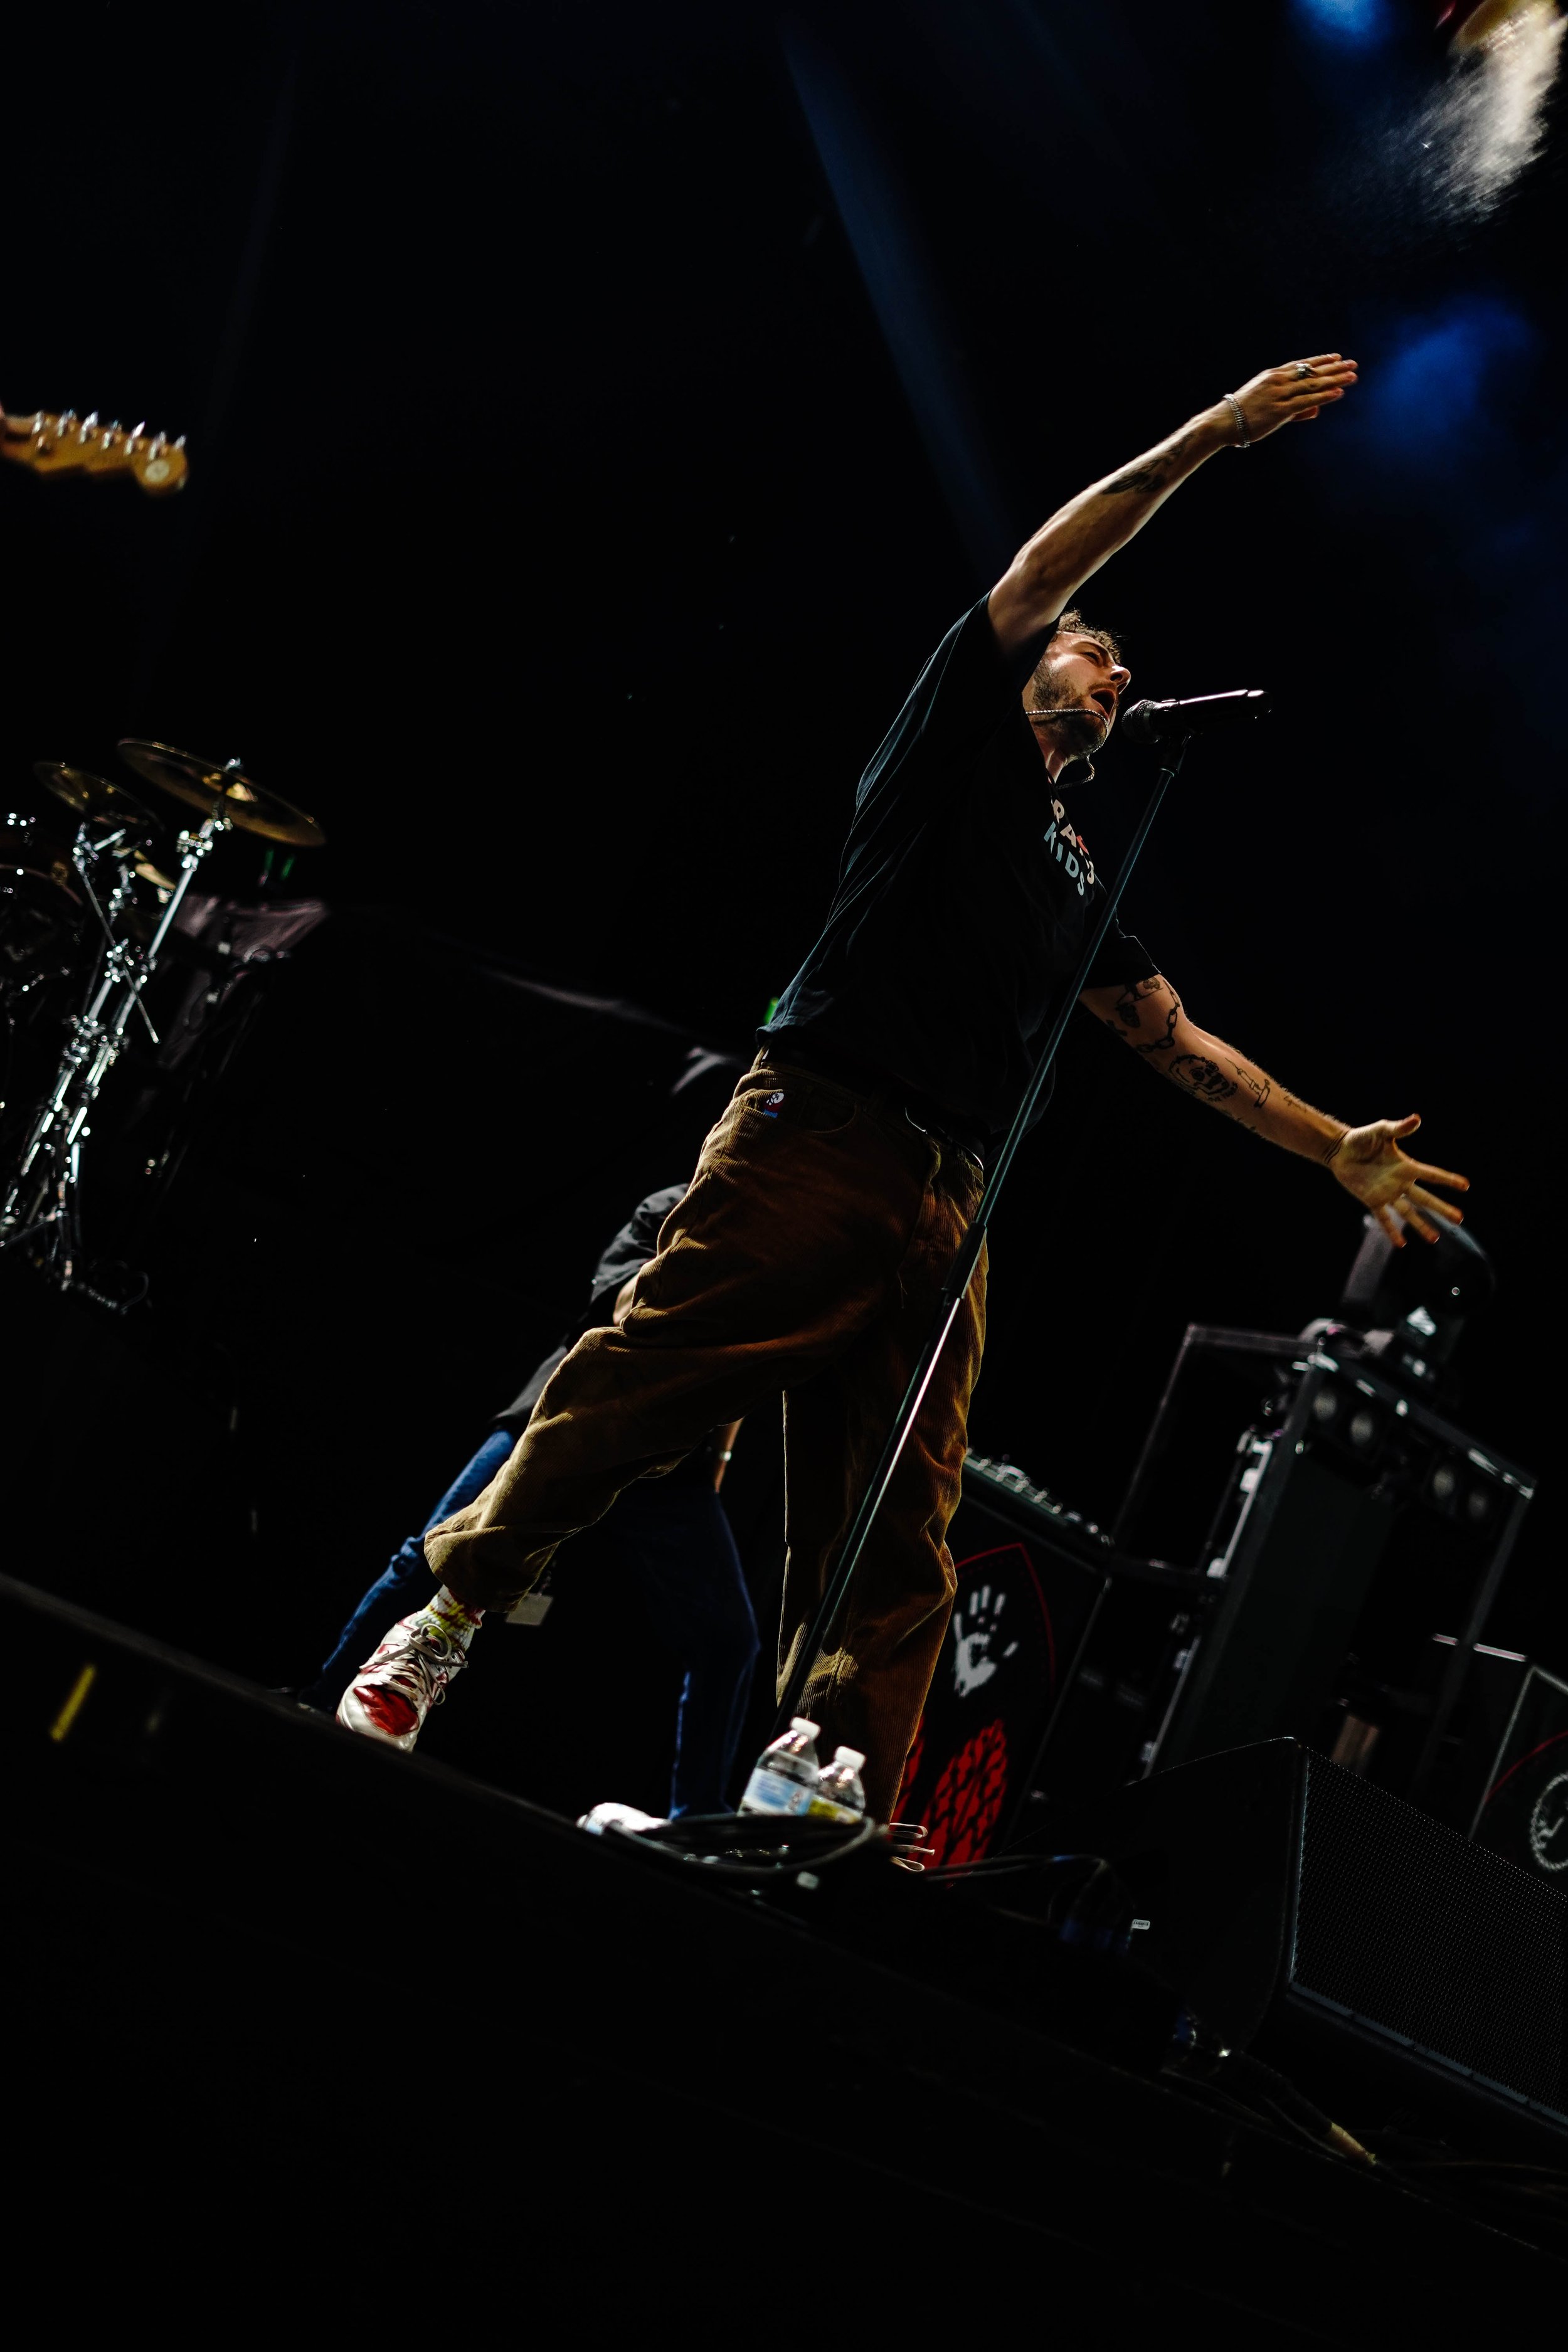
[987, 355, 1357, 657]
[1081, 973, 1468, 1247]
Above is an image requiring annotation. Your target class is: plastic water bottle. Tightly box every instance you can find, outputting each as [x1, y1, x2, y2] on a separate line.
[808, 1745, 867, 1824]
[739, 1717, 822, 1818]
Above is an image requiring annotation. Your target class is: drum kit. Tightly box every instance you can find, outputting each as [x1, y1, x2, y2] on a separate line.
[0, 742, 325, 1295]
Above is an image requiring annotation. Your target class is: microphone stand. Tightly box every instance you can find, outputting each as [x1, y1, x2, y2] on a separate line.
[771, 733, 1192, 1740]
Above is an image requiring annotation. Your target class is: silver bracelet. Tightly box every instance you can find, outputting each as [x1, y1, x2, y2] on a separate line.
[1222, 391, 1249, 449]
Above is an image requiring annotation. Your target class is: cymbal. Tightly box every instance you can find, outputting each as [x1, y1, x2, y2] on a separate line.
[33, 761, 158, 832]
[116, 740, 326, 847]
[133, 854, 178, 892]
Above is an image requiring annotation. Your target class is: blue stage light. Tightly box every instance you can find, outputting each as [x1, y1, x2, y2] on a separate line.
[1362, 296, 1535, 457]
[1294, 0, 1396, 43]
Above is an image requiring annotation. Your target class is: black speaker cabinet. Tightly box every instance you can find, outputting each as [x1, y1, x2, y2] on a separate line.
[1117, 1330, 1536, 1799]
[893, 1468, 1106, 1865]
[1082, 1738, 1568, 2149]
[1471, 1662, 1568, 1886]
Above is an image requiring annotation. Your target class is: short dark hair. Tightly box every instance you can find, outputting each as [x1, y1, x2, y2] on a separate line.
[1026, 607, 1124, 708]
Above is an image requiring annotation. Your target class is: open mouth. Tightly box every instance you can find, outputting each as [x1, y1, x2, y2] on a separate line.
[1086, 692, 1115, 724]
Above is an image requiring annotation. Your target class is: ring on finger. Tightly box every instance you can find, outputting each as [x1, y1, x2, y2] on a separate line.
[1294, 361, 1313, 379]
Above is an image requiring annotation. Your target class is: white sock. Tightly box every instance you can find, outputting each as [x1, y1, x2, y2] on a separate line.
[416, 1584, 484, 1646]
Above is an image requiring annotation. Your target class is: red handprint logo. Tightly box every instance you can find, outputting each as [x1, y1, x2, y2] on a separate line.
[922, 1717, 1009, 1867]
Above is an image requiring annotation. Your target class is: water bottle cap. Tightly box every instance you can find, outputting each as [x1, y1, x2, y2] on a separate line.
[789, 1716, 820, 1738]
[831, 1747, 866, 1770]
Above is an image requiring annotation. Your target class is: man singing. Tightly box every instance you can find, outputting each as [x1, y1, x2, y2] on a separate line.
[336, 352, 1468, 1820]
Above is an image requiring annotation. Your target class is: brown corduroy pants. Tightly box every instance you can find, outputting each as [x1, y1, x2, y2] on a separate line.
[425, 1050, 987, 1820]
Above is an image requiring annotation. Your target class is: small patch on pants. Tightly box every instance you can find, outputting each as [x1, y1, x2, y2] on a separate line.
[761, 1091, 785, 1117]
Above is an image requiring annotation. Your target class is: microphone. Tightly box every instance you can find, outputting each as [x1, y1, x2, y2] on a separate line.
[1121, 689, 1269, 744]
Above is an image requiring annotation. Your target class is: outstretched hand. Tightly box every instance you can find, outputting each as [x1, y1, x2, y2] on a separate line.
[1226, 353, 1358, 443]
[1328, 1115, 1468, 1247]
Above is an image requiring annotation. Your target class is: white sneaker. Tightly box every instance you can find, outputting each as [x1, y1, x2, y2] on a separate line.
[578, 1802, 668, 1836]
[336, 1614, 472, 1752]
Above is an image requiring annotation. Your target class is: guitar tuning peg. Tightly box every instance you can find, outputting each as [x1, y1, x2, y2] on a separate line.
[82, 411, 98, 432]
[130, 420, 146, 439]
[172, 434, 186, 449]
[59, 409, 77, 429]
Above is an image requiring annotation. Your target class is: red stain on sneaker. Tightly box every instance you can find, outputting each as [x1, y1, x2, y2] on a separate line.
[361, 1686, 418, 1737]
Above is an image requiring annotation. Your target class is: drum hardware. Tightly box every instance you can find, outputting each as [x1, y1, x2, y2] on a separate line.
[0, 743, 324, 1296]
[2, 813, 83, 938]
[33, 763, 160, 837]
[67, 825, 164, 1049]
[116, 742, 324, 847]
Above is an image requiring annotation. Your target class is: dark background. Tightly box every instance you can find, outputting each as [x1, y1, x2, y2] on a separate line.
[1, 0, 1562, 1772]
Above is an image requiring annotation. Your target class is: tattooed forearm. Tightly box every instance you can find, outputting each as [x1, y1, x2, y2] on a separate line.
[1174, 1047, 1348, 1163]
[1169, 1054, 1239, 1103]
[1171, 1048, 1348, 1163]
[1102, 427, 1202, 497]
[1088, 974, 1350, 1163]
[1231, 1064, 1271, 1113]
[1103, 1002, 1180, 1056]
[1103, 460, 1171, 494]
[1108, 977, 1177, 1039]
[1108, 977, 1163, 1029]
[1136, 1002, 1180, 1056]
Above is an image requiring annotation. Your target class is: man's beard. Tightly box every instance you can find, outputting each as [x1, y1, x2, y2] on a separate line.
[1028, 688, 1105, 770]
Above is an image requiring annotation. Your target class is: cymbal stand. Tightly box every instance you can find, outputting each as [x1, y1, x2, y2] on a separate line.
[70, 821, 159, 1049]
[0, 807, 228, 1284]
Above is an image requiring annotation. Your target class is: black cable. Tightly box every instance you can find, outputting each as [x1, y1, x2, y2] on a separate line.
[602, 1816, 883, 1881]
[924, 1860, 1042, 1880]
[1160, 2067, 1350, 2161]
[1379, 2158, 1568, 2181]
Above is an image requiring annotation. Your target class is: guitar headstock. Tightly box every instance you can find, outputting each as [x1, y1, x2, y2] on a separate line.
[1, 410, 189, 496]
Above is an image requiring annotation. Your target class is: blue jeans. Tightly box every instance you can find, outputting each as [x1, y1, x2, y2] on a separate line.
[302, 1432, 760, 1817]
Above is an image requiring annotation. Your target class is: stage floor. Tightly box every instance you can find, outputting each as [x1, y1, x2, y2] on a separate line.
[4, 1571, 1561, 2333]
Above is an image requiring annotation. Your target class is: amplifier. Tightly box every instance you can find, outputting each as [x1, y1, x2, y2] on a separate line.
[1471, 1661, 1568, 1885]
[893, 1463, 1107, 1865]
[1080, 1738, 1568, 2148]
[1117, 1328, 1536, 1797]
[959, 1452, 1115, 1564]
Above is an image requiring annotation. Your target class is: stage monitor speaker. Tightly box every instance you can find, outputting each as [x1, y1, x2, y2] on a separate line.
[1149, 1449, 1394, 1772]
[1116, 1332, 1535, 1798]
[1078, 1738, 1568, 2148]
[893, 1471, 1105, 1867]
[1471, 1661, 1568, 1885]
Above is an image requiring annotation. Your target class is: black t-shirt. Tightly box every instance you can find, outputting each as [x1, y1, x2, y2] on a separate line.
[763, 592, 1157, 1140]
